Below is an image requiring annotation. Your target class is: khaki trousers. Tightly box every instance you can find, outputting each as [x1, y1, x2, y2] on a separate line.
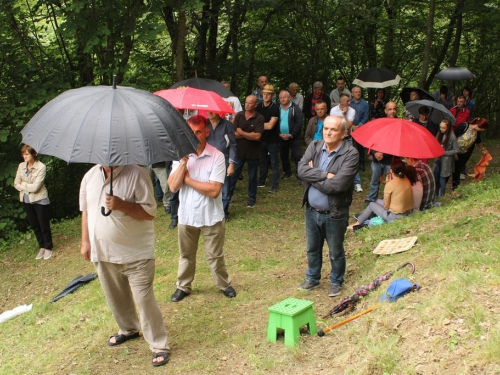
[177, 220, 230, 293]
[95, 259, 169, 352]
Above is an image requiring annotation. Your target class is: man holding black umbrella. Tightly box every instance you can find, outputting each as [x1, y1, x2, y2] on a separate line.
[80, 164, 170, 367]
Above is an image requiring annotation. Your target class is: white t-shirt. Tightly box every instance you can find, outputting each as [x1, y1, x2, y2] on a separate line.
[330, 105, 355, 122]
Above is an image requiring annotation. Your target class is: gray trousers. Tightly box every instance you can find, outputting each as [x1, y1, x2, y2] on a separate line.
[357, 199, 405, 224]
[95, 259, 169, 352]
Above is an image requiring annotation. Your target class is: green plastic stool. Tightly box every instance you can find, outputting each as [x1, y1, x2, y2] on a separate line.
[267, 298, 317, 347]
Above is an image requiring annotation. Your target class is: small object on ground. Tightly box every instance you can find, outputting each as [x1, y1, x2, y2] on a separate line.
[107, 332, 140, 347]
[379, 278, 420, 302]
[373, 236, 418, 255]
[171, 289, 189, 302]
[297, 281, 320, 291]
[152, 351, 169, 367]
[36, 248, 45, 260]
[43, 250, 53, 260]
[0, 304, 33, 324]
[355, 184, 363, 192]
[222, 286, 237, 298]
[434, 202, 442, 207]
[318, 305, 379, 337]
[51, 273, 98, 303]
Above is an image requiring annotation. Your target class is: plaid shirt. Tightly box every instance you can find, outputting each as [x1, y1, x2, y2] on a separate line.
[415, 161, 435, 210]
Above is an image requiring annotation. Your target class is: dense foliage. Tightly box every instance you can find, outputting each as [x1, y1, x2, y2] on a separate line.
[1, 0, 499, 242]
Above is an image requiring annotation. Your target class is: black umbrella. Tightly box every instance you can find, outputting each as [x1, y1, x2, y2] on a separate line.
[400, 87, 435, 105]
[352, 67, 401, 88]
[435, 67, 476, 81]
[405, 99, 456, 127]
[21, 77, 199, 216]
[51, 273, 98, 302]
[171, 77, 234, 97]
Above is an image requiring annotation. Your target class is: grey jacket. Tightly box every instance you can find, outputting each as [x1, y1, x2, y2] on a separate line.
[438, 132, 460, 178]
[298, 139, 358, 216]
[14, 160, 49, 203]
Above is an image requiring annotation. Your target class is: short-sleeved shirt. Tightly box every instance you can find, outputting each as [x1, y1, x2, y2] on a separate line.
[233, 111, 265, 159]
[256, 102, 280, 143]
[330, 105, 356, 122]
[172, 143, 226, 227]
[79, 165, 157, 263]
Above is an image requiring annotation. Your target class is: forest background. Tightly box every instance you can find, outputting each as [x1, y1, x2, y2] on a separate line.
[1, 0, 499, 243]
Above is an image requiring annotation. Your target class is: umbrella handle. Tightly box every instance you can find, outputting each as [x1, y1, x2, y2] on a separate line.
[101, 167, 114, 217]
[317, 304, 379, 337]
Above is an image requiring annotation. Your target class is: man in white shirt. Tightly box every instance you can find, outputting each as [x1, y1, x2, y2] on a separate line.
[80, 164, 170, 367]
[168, 115, 236, 303]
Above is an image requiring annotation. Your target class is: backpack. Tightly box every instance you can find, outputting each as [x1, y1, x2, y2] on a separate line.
[457, 123, 477, 154]
[379, 278, 419, 302]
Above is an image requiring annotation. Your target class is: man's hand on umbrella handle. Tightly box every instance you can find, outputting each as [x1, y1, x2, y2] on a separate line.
[374, 152, 383, 161]
[227, 163, 234, 176]
[80, 242, 91, 262]
[105, 193, 124, 211]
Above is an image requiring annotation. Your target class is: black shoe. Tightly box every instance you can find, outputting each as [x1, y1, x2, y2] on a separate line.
[353, 223, 368, 232]
[268, 188, 277, 194]
[222, 286, 237, 298]
[237, 174, 243, 180]
[169, 220, 178, 229]
[246, 201, 255, 208]
[164, 206, 171, 214]
[171, 289, 189, 302]
[225, 215, 229, 222]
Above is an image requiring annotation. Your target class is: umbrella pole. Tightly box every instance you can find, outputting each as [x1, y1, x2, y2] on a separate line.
[317, 304, 379, 337]
[101, 167, 114, 216]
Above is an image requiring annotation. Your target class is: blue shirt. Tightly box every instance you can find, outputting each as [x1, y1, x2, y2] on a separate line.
[307, 142, 342, 211]
[280, 106, 290, 134]
[350, 98, 369, 126]
[313, 120, 324, 141]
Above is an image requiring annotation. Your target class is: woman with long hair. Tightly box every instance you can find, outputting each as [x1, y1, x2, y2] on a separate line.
[370, 88, 386, 119]
[434, 119, 460, 197]
[348, 159, 413, 230]
[14, 145, 53, 260]
[405, 165, 423, 212]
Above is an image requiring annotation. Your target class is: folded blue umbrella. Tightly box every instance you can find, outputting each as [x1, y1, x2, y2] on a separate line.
[50, 273, 98, 303]
[379, 278, 419, 302]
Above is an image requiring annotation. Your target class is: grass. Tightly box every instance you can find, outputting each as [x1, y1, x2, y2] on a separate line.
[1, 140, 500, 374]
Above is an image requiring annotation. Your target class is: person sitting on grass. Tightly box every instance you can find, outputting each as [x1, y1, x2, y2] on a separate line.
[405, 165, 423, 212]
[348, 159, 413, 230]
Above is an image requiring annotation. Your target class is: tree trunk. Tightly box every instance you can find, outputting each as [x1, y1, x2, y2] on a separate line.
[176, 11, 187, 82]
[419, 0, 435, 88]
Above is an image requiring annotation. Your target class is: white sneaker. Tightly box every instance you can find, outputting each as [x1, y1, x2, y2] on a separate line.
[43, 250, 53, 260]
[36, 248, 45, 260]
[460, 174, 466, 180]
[355, 184, 363, 192]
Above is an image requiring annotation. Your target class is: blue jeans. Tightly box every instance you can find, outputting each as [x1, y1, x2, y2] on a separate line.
[433, 160, 449, 197]
[259, 141, 280, 189]
[304, 206, 348, 285]
[229, 156, 259, 205]
[221, 173, 230, 217]
[367, 161, 391, 202]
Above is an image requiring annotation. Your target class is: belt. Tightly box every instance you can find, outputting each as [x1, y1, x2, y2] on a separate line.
[308, 204, 330, 215]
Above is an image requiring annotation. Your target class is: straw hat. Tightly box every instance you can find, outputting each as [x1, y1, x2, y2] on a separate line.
[262, 84, 275, 94]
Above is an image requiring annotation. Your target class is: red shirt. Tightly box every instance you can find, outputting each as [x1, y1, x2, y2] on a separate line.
[450, 106, 470, 130]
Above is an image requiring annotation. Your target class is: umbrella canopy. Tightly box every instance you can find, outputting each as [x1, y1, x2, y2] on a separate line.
[405, 99, 456, 127]
[171, 77, 234, 97]
[154, 87, 235, 115]
[352, 117, 444, 159]
[51, 273, 98, 302]
[435, 67, 475, 81]
[400, 87, 435, 105]
[21, 84, 198, 167]
[352, 67, 401, 88]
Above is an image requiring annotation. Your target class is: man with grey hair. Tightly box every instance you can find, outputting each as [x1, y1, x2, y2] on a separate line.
[289, 82, 304, 110]
[297, 115, 358, 297]
[303, 81, 331, 122]
[252, 75, 275, 104]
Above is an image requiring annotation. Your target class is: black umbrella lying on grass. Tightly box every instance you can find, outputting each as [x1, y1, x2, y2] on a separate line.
[50, 273, 98, 303]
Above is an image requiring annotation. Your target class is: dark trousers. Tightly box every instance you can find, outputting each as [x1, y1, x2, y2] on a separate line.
[280, 138, 302, 176]
[24, 202, 53, 250]
[452, 145, 475, 190]
[353, 139, 365, 165]
[259, 141, 280, 189]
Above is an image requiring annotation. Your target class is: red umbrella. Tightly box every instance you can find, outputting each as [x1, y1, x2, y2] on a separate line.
[154, 87, 235, 115]
[351, 118, 444, 159]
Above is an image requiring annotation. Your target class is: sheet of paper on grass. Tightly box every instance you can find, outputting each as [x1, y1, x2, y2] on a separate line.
[373, 236, 418, 255]
[0, 304, 33, 324]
